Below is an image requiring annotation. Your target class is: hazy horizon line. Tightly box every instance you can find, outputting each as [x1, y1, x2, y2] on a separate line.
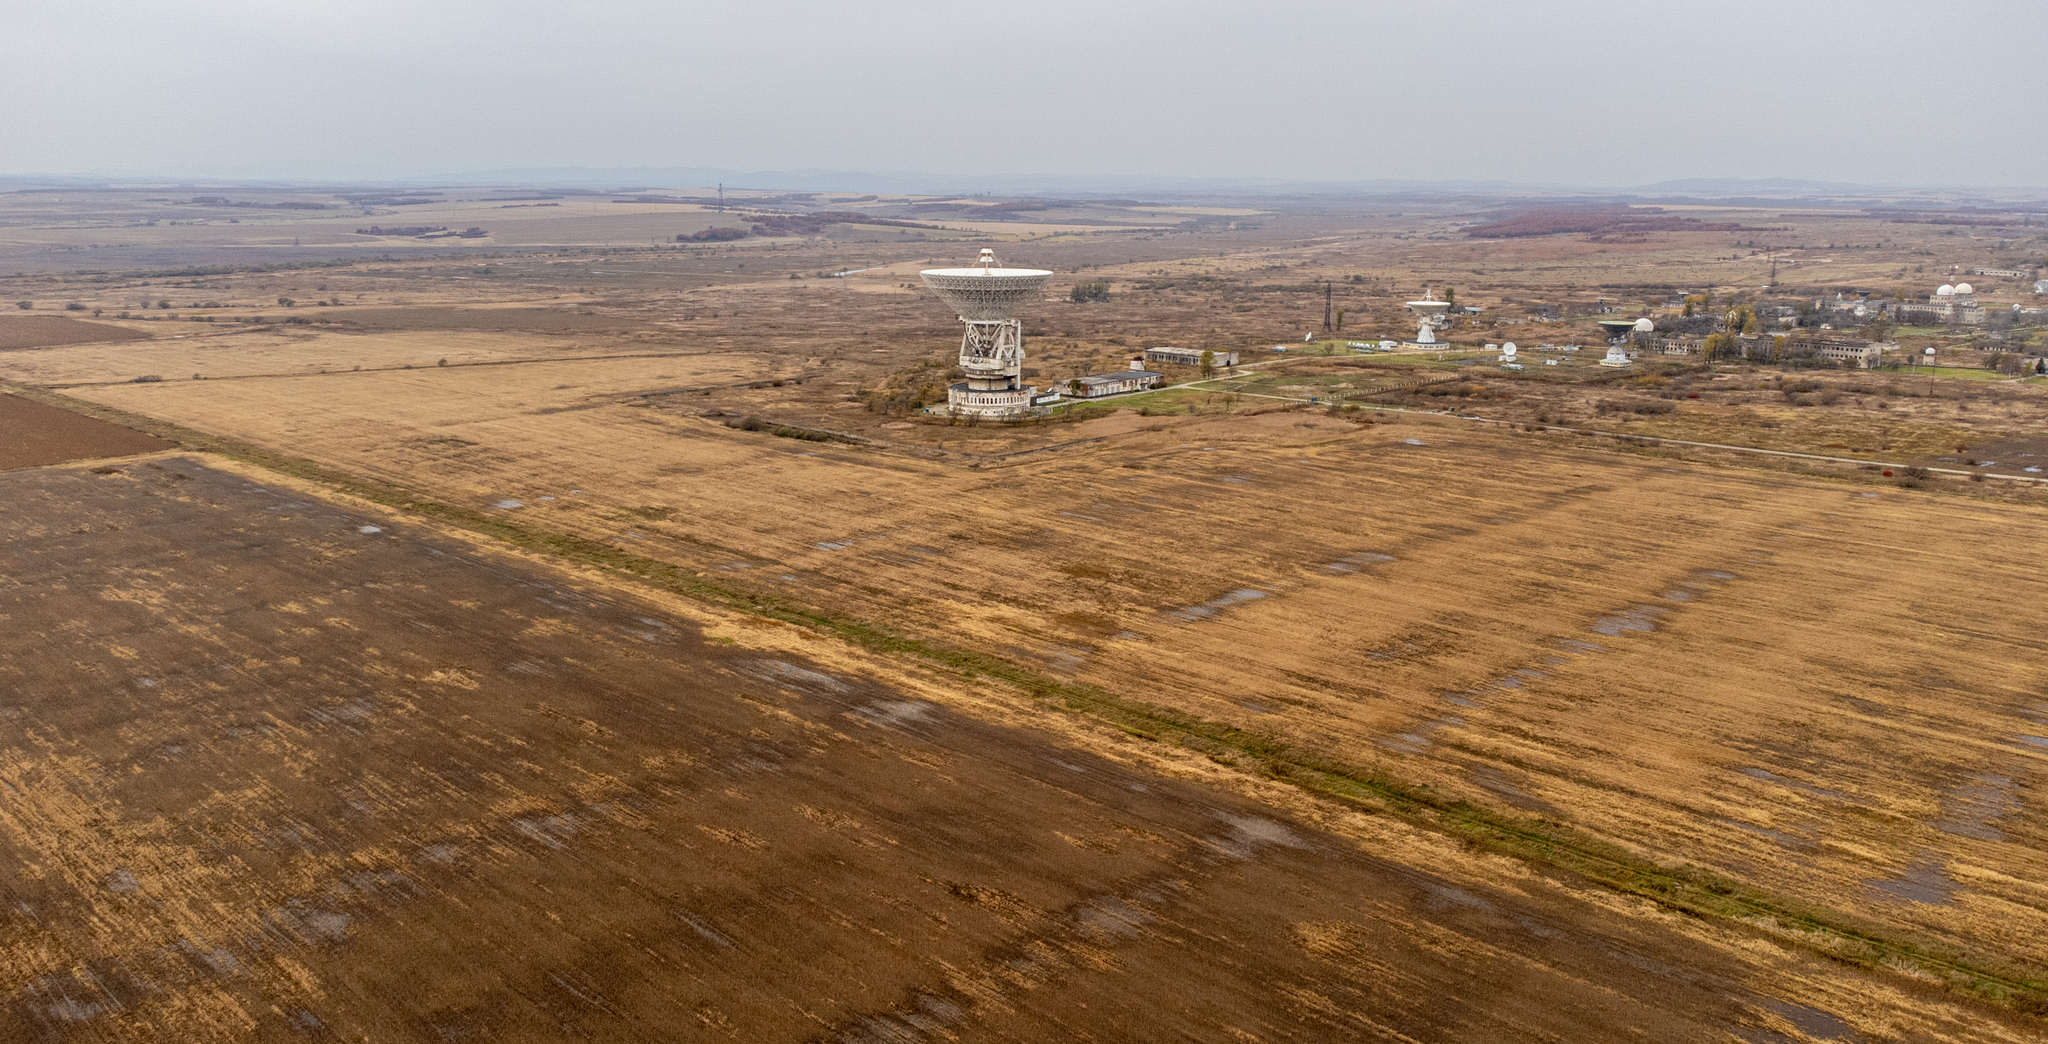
[5, 166, 2047, 204]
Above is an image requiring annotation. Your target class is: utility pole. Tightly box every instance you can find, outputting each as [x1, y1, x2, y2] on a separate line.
[1323, 281, 1332, 333]
[717, 183, 724, 210]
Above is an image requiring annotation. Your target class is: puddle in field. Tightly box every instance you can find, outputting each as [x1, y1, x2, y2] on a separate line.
[491, 499, 523, 510]
[671, 909, 735, 948]
[851, 699, 934, 730]
[814, 539, 854, 550]
[1167, 587, 1269, 622]
[1206, 813, 1309, 861]
[1045, 645, 1090, 671]
[1747, 998, 1863, 1042]
[185, 941, 244, 977]
[1380, 716, 1462, 753]
[1735, 766, 1845, 801]
[416, 843, 463, 864]
[1713, 814, 1811, 849]
[264, 904, 353, 944]
[1324, 551, 1396, 575]
[1074, 895, 1155, 939]
[1869, 856, 1958, 906]
[307, 697, 375, 729]
[512, 813, 583, 850]
[2016, 735, 2048, 749]
[746, 659, 853, 694]
[1468, 765, 1561, 817]
[1933, 774, 2021, 840]
[356, 525, 382, 535]
[1590, 604, 1663, 636]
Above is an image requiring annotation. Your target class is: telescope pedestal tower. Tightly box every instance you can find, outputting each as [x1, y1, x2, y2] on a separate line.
[1403, 287, 1452, 347]
[920, 249, 1054, 418]
[953, 315, 1030, 415]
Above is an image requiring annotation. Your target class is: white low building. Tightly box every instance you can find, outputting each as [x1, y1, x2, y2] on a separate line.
[1911, 282, 1986, 325]
[1143, 346, 1239, 367]
[1061, 361, 1165, 399]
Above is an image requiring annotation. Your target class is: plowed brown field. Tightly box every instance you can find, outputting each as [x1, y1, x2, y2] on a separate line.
[0, 392, 172, 469]
[0, 316, 150, 350]
[7, 459, 2008, 1042]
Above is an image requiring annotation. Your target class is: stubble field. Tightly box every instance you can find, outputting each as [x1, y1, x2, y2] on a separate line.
[4, 186, 2047, 1040]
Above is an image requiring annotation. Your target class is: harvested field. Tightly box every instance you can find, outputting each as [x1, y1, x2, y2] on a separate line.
[307, 306, 670, 335]
[0, 316, 151, 351]
[0, 458, 1985, 1043]
[58, 366, 2048, 993]
[4, 186, 2046, 1038]
[0, 392, 172, 469]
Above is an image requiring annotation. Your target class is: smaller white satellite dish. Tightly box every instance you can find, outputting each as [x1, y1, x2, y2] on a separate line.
[1502, 342, 1517, 358]
[1633, 317, 1655, 333]
[1924, 347, 1936, 356]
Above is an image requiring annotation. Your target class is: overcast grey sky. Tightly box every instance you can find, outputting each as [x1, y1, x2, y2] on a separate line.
[7, 0, 2044, 189]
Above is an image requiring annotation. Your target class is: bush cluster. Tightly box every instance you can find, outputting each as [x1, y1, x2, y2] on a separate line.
[1069, 280, 1110, 304]
[1596, 399, 1676, 415]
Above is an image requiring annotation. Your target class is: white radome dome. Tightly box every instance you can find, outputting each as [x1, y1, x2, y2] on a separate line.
[1954, 282, 1974, 295]
[1936, 284, 1955, 296]
[1502, 341, 1517, 353]
[1633, 317, 1655, 332]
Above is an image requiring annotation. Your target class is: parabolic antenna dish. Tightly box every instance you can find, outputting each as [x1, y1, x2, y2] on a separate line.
[1502, 342, 1517, 357]
[1597, 318, 1639, 338]
[920, 249, 1051, 321]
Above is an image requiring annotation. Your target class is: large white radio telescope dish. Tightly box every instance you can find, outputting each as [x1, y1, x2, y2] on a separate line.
[920, 247, 1051, 321]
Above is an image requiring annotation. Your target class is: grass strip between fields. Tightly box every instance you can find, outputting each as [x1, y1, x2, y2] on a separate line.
[14, 381, 2047, 1016]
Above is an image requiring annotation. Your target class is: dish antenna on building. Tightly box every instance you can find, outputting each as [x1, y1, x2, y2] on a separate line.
[1502, 342, 1517, 359]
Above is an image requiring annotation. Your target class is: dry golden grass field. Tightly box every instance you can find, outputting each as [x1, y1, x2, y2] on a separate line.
[3, 185, 2046, 1041]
